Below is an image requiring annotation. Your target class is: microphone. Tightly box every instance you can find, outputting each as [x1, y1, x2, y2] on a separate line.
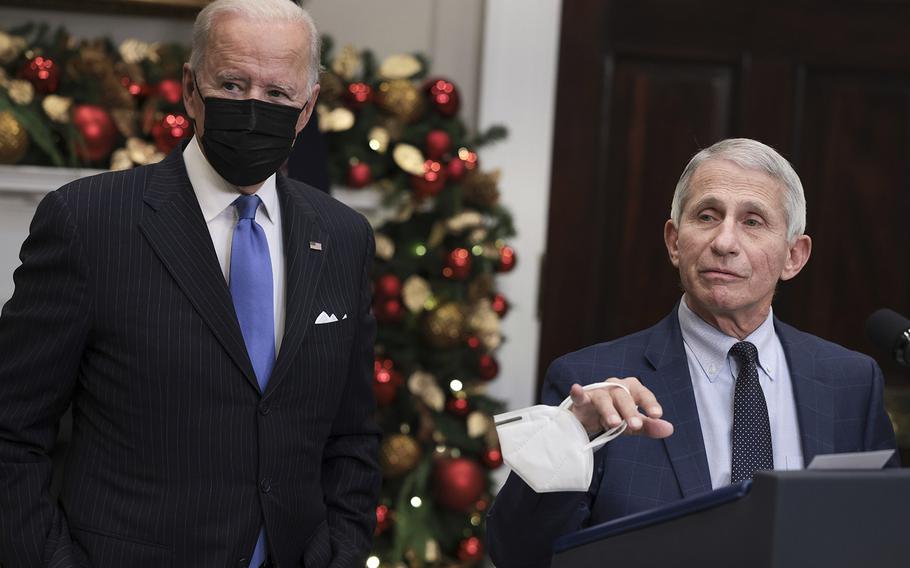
[866, 308, 910, 366]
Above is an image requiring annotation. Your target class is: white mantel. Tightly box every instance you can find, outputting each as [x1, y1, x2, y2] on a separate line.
[0, 164, 381, 304]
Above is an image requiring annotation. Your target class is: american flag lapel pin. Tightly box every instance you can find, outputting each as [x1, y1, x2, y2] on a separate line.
[309, 241, 323, 251]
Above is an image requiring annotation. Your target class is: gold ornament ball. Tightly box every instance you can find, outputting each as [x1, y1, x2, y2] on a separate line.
[380, 433, 422, 478]
[424, 302, 465, 348]
[376, 79, 425, 123]
[463, 169, 502, 208]
[0, 110, 29, 164]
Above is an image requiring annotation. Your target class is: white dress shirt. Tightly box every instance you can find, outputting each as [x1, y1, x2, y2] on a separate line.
[677, 296, 803, 488]
[183, 136, 286, 353]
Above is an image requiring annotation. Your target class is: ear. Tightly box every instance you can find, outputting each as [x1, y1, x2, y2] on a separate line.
[780, 234, 812, 281]
[294, 84, 321, 137]
[182, 63, 200, 122]
[664, 219, 680, 268]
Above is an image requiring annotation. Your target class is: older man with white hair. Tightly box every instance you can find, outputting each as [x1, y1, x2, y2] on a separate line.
[487, 138, 898, 567]
[0, 1, 380, 567]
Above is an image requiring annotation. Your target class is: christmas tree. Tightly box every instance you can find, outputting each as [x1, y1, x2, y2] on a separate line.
[0, 23, 191, 168]
[319, 38, 515, 566]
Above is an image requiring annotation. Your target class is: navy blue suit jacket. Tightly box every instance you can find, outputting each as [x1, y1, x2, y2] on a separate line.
[0, 147, 381, 567]
[487, 307, 898, 567]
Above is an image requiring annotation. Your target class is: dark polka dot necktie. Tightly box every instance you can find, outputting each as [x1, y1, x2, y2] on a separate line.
[729, 341, 773, 483]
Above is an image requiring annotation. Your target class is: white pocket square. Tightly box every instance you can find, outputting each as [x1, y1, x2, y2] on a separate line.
[314, 311, 339, 325]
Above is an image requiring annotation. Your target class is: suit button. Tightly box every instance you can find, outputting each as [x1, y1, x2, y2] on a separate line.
[237, 558, 248, 567]
[259, 401, 271, 416]
[260, 477, 272, 493]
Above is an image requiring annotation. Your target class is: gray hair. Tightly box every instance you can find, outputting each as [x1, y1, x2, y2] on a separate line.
[189, 0, 321, 97]
[670, 138, 807, 241]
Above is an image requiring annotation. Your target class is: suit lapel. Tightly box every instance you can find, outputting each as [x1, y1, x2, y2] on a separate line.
[776, 319, 835, 465]
[138, 148, 259, 392]
[644, 309, 713, 497]
[265, 175, 327, 398]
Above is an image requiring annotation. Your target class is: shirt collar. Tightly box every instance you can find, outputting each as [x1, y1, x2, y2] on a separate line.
[183, 135, 278, 225]
[677, 295, 778, 383]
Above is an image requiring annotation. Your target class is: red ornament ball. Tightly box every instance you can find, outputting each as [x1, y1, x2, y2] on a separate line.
[425, 129, 452, 160]
[498, 245, 517, 272]
[446, 157, 466, 182]
[373, 296, 404, 324]
[152, 113, 191, 153]
[72, 104, 117, 162]
[478, 354, 499, 381]
[409, 159, 447, 198]
[432, 457, 485, 512]
[346, 82, 373, 109]
[446, 397, 470, 417]
[157, 78, 183, 105]
[483, 447, 504, 469]
[347, 161, 373, 188]
[457, 536, 484, 563]
[466, 336, 481, 350]
[443, 248, 472, 280]
[21, 56, 60, 94]
[373, 357, 403, 406]
[375, 273, 402, 299]
[424, 77, 461, 116]
[375, 504, 391, 536]
[491, 293, 509, 317]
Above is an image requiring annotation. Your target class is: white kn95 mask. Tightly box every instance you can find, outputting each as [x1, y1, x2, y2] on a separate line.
[493, 382, 629, 493]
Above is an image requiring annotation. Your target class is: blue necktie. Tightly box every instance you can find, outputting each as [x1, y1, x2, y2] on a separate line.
[230, 194, 274, 567]
[729, 341, 774, 484]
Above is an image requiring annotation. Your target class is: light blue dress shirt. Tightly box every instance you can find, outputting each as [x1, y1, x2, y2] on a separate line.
[677, 297, 804, 489]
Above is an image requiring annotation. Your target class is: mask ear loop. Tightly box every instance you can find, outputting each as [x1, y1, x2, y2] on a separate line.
[557, 382, 631, 450]
[191, 71, 205, 103]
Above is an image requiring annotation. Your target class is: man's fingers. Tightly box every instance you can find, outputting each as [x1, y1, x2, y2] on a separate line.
[569, 383, 590, 407]
[632, 385, 662, 419]
[606, 385, 642, 431]
[640, 417, 674, 439]
[591, 394, 622, 429]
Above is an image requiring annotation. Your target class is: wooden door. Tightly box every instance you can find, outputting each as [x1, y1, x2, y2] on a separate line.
[540, 0, 910, 400]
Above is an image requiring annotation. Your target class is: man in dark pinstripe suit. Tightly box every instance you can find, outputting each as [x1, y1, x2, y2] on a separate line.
[0, 1, 381, 566]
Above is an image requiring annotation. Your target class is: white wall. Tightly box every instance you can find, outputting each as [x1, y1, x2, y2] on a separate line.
[478, 0, 561, 412]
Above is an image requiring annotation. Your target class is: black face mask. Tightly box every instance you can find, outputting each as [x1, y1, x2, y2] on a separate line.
[193, 75, 304, 186]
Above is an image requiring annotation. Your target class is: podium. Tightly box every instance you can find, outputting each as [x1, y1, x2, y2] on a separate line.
[552, 470, 910, 568]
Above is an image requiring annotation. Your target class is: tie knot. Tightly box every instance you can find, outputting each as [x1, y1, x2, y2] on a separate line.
[233, 194, 261, 220]
[729, 341, 758, 365]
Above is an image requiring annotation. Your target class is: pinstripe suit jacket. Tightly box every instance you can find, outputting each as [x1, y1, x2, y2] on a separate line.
[0, 147, 381, 568]
[487, 307, 898, 567]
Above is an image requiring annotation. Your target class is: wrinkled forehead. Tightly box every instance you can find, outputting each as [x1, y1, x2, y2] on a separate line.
[685, 158, 787, 214]
[205, 13, 312, 79]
